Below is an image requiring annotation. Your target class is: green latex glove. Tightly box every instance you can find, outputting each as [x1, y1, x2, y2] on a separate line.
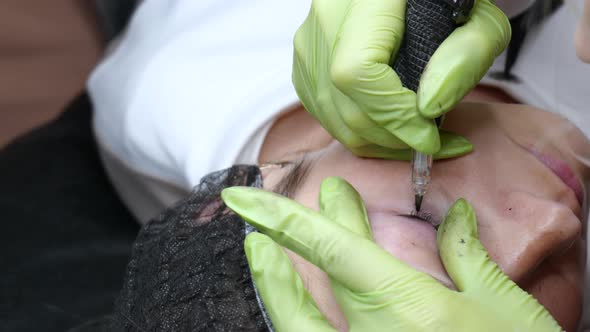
[292, 0, 511, 160]
[221, 177, 562, 331]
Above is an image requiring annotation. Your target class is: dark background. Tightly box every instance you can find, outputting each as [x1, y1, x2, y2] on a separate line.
[0, 2, 139, 331]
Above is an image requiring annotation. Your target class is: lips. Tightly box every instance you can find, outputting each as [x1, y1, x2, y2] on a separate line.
[527, 148, 584, 206]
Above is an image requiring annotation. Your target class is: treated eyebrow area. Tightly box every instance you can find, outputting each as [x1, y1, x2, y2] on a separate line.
[272, 158, 313, 198]
[398, 211, 439, 228]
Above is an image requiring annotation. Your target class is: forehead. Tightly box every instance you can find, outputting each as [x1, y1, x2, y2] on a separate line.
[296, 103, 588, 217]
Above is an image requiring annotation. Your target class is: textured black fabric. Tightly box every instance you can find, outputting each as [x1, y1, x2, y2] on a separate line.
[392, 0, 456, 92]
[110, 165, 268, 332]
[0, 94, 140, 332]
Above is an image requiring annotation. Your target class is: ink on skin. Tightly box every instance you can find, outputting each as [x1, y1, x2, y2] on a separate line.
[399, 211, 438, 229]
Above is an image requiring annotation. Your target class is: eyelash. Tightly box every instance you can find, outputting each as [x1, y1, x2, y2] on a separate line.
[401, 211, 437, 228]
[413, 211, 434, 223]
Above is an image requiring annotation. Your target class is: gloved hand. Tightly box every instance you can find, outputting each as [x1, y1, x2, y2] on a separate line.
[221, 177, 562, 331]
[292, 0, 511, 160]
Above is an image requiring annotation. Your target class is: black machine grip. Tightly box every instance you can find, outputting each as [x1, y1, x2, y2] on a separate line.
[392, 0, 458, 93]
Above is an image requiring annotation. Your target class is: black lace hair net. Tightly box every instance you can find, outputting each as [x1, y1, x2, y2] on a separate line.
[108, 165, 271, 332]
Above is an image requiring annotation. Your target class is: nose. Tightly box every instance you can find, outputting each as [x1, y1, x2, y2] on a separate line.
[478, 191, 582, 283]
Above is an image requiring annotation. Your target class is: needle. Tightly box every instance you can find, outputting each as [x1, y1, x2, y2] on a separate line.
[412, 150, 432, 212]
[415, 194, 424, 213]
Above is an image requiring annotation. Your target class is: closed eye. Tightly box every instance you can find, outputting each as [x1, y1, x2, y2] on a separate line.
[398, 211, 438, 228]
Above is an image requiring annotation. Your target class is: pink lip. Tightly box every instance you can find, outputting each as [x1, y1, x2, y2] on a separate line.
[527, 148, 584, 206]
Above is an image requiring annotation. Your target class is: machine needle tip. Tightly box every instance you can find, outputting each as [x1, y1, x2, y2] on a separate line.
[415, 194, 423, 212]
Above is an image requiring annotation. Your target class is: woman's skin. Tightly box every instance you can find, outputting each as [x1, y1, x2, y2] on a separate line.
[253, 7, 590, 330]
[84, 2, 589, 329]
[259, 94, 589, 331]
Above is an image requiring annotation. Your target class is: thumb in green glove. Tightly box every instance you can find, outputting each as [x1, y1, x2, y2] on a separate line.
[293, 0, 511, 159]
[221, 177, 562, 332]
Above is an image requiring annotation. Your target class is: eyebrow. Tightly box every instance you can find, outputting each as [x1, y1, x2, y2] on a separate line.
[272, 158, 313, 199]
[398, 212, 439, 229]
[270, 158, 442, 229]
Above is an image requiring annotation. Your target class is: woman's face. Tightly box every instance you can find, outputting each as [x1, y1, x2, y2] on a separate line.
[282, 103, 589, 331]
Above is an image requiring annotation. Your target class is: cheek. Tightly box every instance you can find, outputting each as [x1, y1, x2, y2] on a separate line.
[520, 240, 585, 332]
[368, 212, 454, 288]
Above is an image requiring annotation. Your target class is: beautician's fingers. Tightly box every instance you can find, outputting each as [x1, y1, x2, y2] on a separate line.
[222, 187, 440, 293]
[437, 199, 563, 331]
[349, 131, 472, 161]
[327, 0, 440, 154]
[244, 233, 336, 332]
[292, 15, 412, 157]
[435, 131, 473, 159]
[418, 0, 511, 118]
[318, 177, 372, 240]
[437, 200, 535, 296]
[437, 199, 507, 293]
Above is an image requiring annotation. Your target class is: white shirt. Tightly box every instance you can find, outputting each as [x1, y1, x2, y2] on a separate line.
[89, 0, 311, 190]
[88, 1, 589, 329]
[89, 1, 590, 189]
